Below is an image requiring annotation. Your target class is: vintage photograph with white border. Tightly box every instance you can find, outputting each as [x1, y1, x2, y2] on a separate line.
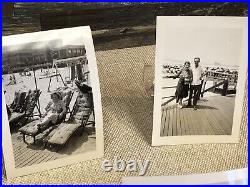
[152, 16, 247, 146]
[2, 26, 104, 178]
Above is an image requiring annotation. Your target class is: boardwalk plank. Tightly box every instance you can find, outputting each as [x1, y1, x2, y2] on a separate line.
[13, 145, 23, 153]
[191, 108, 201, 135]
[199, 97, 223, 134]
[160, 95, 235, 137]
[163, 108, 168, 136]
[18, 151, 48, 168]
[16, 150, 42, 168]
[198, 109, 212, 135]
[186, 107, 197, 135]
[15, 146, 36, 162]
[178, 106, 184, 135]
[210, 107, 232, 135]
[182, 108, 190, 135]
[172, 106, 177, 136]
[182, 107, 188, 135]
[164, 107, 170, 136]
[160, 108, 167, 136]
[209, 98, 233, 135]
[203, 108, 218, 135]
[209, 98, 233, 134]
[199, 109, 213, 135]
[26, 153, 56, 167]
[37, 154, 57, 165]
[218, 109, 233, 132]
[206, 107, 226, 135]
[205, 108, 221, 135]
[168, 106, 173, 136]
[176, 107, 181, 136]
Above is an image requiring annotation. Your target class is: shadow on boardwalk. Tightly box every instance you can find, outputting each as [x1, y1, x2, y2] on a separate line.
[160, 94, 235, 137]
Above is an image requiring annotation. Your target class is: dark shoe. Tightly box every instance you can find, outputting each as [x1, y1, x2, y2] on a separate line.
[194, 106, 197, 110]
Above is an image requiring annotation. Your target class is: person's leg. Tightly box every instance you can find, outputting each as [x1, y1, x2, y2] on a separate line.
[193, 85, 200, 109]
[38, 116, 50, 131]
[188, 85, 194, 106]
[197, 83, 202, 100]
[179, 98, 183, 108]
[176, 97, 179, 104]
[50, 113, 59, 124]
[175, 85, 180, 105]
[198, 80, 203, 100]
[38, 113, 56, 130]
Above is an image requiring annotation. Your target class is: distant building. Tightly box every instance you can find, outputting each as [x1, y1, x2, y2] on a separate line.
[2, 49, 52, 74]
[2, 42, 86, 74]
[51, 45, 86, 61]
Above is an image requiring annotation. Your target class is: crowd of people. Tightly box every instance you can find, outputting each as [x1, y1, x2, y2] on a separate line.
[163, 63, 238, 80]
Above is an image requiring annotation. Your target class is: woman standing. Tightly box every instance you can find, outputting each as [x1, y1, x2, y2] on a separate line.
[166, 61, 193, 108]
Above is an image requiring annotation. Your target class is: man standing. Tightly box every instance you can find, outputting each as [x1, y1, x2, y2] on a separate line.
[188, 57, 204, 110]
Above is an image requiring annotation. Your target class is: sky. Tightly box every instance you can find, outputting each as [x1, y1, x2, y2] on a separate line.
[2, 40, 62, 54]
[2, 27, 87, 54]
[160, 27, 243, 68]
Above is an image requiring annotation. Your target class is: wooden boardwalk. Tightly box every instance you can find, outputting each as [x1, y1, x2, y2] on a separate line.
[160, 94, 235, 136]
[11, 124, 96, 168]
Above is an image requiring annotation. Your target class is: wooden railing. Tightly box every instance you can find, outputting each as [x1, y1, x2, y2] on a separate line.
[161, 79, 229, 107]
[206, 71, 238, 85]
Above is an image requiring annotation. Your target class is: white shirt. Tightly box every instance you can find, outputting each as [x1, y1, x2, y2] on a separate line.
[192, 66, 204, 85]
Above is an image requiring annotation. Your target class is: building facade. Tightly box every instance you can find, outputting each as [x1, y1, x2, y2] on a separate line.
[2, 44, 86, 74]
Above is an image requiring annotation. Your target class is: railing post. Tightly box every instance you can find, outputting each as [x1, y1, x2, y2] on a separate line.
[222, 79, 229, 96]
[212, 81, 217, 93]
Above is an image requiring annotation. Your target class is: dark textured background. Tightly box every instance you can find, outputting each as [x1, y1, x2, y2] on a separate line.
[2, 3, 248, 184]
[2, 3, 248, 50]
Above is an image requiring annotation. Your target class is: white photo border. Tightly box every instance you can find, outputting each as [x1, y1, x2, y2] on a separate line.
[152, 16, 248, 146]
[2, 26, 104, 179]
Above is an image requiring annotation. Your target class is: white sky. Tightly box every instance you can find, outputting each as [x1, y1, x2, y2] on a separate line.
[161, 27, 243, 67]
[2, 27, 88, 53]
[3, 40, 62, 53]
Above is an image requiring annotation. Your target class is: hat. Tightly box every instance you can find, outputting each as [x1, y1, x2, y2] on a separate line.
[75, 80, 92, 94]
[51, 92, 62, 100]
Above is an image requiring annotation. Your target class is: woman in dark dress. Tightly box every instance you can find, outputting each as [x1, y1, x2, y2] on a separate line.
[166, 61, 193, 108]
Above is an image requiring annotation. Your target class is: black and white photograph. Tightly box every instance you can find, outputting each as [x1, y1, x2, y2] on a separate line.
[152, 17, 247, 146]
[2, 26, 104, 178]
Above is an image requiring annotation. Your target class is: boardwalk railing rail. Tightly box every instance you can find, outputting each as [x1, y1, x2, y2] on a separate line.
[161, 78, 229, 107]
[206, 71, 238, 86]
[161, 76, 177, 101]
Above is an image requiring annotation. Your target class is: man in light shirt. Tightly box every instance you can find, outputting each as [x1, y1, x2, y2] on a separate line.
[188, 57, 204, 110]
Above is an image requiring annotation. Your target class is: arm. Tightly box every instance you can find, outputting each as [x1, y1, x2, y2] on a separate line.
[164, 69, 182, 79]
[173, 69, 182, 78]
[189, 70, 193, 83]
[200, 67, 205, 80]
[43, 101, 52, 117]
[58, 102, 67, 119]
[45, 101, 52, 112]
